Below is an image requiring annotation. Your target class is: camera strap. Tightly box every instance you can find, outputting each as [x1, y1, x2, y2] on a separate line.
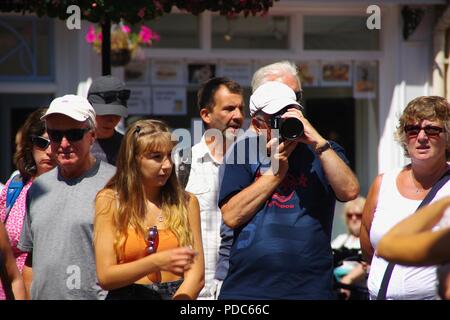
[376, 169, 449, 300]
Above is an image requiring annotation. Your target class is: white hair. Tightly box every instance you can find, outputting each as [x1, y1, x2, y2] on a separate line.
[251, 60, 300, 92]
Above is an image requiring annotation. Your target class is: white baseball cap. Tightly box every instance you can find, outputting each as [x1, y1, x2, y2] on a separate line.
[249, 81, 301, 116]
[42, 94, 96, 124]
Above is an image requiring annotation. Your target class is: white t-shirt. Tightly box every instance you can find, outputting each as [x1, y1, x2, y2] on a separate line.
[368, 167, 450, 300]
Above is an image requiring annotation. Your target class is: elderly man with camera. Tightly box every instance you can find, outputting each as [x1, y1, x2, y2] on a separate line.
[217, 78, 359, 300]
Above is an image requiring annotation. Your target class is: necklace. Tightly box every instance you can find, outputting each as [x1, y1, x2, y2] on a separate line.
[410, 164, 448, 194]
[145, 199, 164, 224]
[410, 171, 428, 193]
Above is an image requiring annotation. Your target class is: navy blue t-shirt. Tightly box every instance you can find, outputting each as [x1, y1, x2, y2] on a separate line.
[218, 131, 349, 299]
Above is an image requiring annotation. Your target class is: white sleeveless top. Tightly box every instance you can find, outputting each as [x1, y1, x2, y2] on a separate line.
[368, 167, 450, 300]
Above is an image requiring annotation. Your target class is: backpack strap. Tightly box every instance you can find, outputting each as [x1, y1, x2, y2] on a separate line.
[377, 169, 450, 300]
[3, 174, 24, 224]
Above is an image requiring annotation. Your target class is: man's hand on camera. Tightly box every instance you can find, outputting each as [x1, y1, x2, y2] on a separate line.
[281, 108, 327, 148]
[264, 137, 297, 178]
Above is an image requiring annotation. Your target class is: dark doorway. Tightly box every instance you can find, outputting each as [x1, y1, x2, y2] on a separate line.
[304, 98, 355, 170]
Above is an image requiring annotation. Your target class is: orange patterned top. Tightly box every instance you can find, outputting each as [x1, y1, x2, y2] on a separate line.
[119, 227, 181, 284]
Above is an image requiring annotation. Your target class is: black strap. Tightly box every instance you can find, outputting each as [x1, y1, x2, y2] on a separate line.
[377, 169, 450, 300]
[177, 148, 191, 189]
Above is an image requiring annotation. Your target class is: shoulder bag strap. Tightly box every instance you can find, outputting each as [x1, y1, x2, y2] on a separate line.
[377, 169, 450, 300]
[3, 175, 24, 224]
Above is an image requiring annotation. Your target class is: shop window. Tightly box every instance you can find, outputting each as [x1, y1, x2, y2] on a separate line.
[0, 16, 53, 81]
[145, 14, 199, 48]
[212, 15, 289, 49]
[304, 16, 379, 51]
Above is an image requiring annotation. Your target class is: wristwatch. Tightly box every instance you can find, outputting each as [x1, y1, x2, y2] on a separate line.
[314, 141, 332, 155]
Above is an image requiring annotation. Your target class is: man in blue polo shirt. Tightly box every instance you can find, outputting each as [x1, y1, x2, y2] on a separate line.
[217, 81, 360, 299]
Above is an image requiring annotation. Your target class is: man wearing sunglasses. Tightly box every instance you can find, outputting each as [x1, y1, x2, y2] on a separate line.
[217, 62, 360, 300]
[18, 95, 116, 300]
[87, 75, 130, 166]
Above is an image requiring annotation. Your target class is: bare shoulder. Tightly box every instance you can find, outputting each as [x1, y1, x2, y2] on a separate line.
[96, 188, 117, 201]
[185, 192, 199, 208]
[95, 188, 118, 218]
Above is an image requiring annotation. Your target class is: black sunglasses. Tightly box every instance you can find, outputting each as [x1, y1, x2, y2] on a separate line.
[146, 226, 159, 255]
[89, 90, 130, 104]
[31, 135, 51, 149]
[404, 125, 445, 137]
[47, 128, 91, 143]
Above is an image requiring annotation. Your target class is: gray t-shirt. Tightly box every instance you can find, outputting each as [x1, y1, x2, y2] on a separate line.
[18, 159, 115, 300]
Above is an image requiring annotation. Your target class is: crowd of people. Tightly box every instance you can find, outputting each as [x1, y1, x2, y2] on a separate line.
[0, 61, 449, 300]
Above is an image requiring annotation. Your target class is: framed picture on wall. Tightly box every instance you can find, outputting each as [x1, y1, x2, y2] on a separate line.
[297, 61, 320, 87]
[217, 60, 252, 86]
[127, 86, 152, 115]
[151, 60, 185, 85]
[353, 61, 377, 99]
[320, 61, 352, 87]
[152, 86, 187, 115]
[188, 63, 216, 85]
[124, 59, 150, 84]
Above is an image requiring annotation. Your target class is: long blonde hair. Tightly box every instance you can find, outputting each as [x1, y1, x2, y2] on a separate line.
[98, 119, 193, 258]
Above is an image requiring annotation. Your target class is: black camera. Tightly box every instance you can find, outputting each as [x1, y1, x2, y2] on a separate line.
[270, 115, 304, 140]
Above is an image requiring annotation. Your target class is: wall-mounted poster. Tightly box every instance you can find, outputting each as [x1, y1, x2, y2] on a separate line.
[188, 63, 216, 85]
[152, 86, 187, 115]
[125, 59, 150, 84]
[353, 61, 377, 99]
[320, 61, 352, 87]
[217, 61, 252, 86]
[127, 86, 152, 115]
[297, 61, 319, 87]
[151, 60, 185, 85]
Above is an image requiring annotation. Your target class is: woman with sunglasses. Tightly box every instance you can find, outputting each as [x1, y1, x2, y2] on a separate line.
[361, 96, 450, 300]
[0, 107, 55, 299]
[331, 196, 368, 300]
[94, 119, 204, 300]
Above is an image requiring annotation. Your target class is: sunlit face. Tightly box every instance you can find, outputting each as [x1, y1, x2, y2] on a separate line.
[138, 148, 173, 188]
[404, 119, 447, 162]
[45, 114, 95, 173]
[201, 85, 244, 141]
[96, 115, 121, 139]
[31, 132, 55, 177]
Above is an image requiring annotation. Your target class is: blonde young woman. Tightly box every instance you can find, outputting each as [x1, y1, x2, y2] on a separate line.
[94, 120, 204, 300]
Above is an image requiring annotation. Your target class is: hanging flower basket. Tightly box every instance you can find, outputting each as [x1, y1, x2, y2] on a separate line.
[111, 49, 132, 66]
[86, 22, 160, 66]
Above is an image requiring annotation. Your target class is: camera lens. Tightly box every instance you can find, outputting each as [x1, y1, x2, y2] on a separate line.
[281, 117, 304, 140]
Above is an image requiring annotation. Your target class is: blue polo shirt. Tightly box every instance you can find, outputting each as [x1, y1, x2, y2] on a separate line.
[218, 131, 348, 299]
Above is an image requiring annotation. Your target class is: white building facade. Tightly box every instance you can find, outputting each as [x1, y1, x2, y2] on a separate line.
[0, 0, 448, 199]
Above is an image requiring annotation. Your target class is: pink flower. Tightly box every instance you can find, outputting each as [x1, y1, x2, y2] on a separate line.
[97, 31, 103, 42]
[150, 30, 160, 42]
[137, 7, 146, 18]
[139, 25, 152, 44]
[121, 25, 131, 33]
[85, 25, 96, 43]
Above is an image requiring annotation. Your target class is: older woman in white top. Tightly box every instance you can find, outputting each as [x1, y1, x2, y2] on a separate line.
[361, 96, 450, 300]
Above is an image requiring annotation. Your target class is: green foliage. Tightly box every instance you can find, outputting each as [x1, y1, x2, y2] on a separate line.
[0, 0, 278, 24]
